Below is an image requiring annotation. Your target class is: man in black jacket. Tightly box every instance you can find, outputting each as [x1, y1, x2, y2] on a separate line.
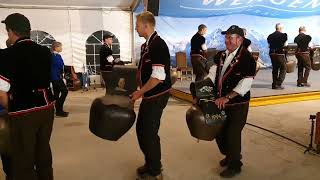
[100, 34, 117, 71]
[207, 25, 256, 178]
[267, 23, 288, 89]
[132, 11, 172, 180]
[0, 13, 55, 180]
[0, 47, 12, 180]
[191, 24, 208, 81]
[294, 26, 312, 87]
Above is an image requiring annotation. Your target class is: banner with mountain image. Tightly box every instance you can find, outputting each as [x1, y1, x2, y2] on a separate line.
[151, 14, 320, 66]
[160, 0, 320, 18]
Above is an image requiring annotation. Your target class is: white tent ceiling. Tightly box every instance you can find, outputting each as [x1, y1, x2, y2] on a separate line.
[0, 0, 137, 10]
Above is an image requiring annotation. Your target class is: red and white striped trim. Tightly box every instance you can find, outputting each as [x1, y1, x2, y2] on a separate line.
[9, 103, 54, 116]
[243, 76, 255, 78]
[0, 75, 10, 83]
[143, 89, 171, 100]
[152, 64, 165, 67]
[38, 89, 49, 104]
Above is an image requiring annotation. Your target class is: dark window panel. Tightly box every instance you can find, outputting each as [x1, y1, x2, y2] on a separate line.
[86, 45, 95, 54]
[30, 30, 55, 48]
[112, 37, 119, 43]
[93, 31, 104, 38]
[87, 35, 101, 44]
[112, 44, 120, 54]
[94, 55, 100, 64]
[96, 66, 101, 73]
[86, 55, 95, 65]
[95, 45, 103, 54]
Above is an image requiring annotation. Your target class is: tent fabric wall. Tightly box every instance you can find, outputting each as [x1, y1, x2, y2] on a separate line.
[0, 8, 132, 73]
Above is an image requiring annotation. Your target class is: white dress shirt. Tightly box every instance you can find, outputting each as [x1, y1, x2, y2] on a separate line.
[207, 47, 253, 97]
[0, 78, 10, 92]
[146, 31, 166, 81]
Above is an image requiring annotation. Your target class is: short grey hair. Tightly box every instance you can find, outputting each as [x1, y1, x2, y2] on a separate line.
[275, 23, 284, 30]
[51, 41, 62, 50]
[299, 26, 306, 32]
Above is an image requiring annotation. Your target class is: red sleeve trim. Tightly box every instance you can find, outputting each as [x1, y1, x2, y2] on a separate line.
[152, 64, 165, 67]
[0, 75, 10, 83]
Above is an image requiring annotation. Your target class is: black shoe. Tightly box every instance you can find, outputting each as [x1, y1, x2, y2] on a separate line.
[273, 85, 284, 90]
[219, 155, 242, 167]
[219, 158, 228, 167]
[220, 167, 241, 178]
[56, 111, 69, 117]
[303, 82, 311, 87]
[136, 172, 163, 180]
[297, 83, 304, 87]
[137, 165, 163, 176]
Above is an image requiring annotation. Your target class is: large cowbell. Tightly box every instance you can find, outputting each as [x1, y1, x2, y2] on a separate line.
[90, 65, 138, 141]
[186, 78, 226, 141]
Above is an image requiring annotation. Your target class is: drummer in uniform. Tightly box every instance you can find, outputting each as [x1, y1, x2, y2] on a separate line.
[0, 13, 55, 180]
[131, 11, 172, 180]
[206, 25, 256, 178]
[294, 26, 312, 87]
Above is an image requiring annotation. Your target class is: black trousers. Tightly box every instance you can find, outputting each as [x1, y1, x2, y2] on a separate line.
[216, 102, 249, 169]
[136, 93, 170, 176]
[9, 106, 54, 180]
[296, 53, 311, 84]
[270, 53, 287, 87]
[191, 55, 208, 81]
[52, 79, 68, 112]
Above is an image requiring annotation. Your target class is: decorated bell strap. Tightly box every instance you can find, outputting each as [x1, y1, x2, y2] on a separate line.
[198, 99, 227, 126]
[190, 78, 215, 100]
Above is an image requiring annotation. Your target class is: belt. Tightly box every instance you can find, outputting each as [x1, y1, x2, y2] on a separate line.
[296, 51, 310, 55]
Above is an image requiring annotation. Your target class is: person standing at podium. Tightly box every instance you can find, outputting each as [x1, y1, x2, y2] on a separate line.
[100, 34, 115, 71]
